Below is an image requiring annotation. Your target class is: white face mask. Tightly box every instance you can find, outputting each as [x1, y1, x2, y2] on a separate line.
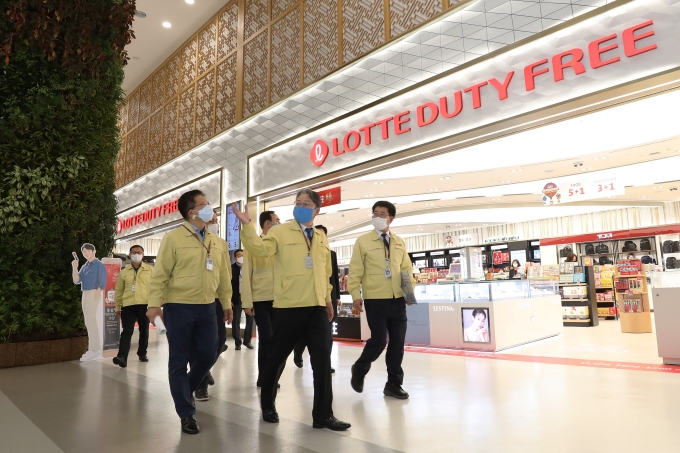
[372, 217, 389, 231]
[207, 224, 219, 235]
[130, 254, 143, 263]
[236, 256, 244, 265]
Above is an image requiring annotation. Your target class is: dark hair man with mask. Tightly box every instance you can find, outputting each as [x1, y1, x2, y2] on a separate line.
[146, 190, 234, 435]
[231, 248, 254, 350]
[232, 190, 350, 432]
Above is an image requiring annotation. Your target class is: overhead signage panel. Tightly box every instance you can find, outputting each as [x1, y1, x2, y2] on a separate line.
[249, 0, 680, 197]
[541, 176, 625, 205]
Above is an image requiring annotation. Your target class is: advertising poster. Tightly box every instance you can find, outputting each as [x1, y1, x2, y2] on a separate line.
[462, 308, 491, 343]
[102, 258, 122, 355]
[226, 202, 241, 251]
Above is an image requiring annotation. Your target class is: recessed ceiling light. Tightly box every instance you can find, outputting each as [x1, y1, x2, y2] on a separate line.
[185, 0, 195, 3]
[588, 167, 593, 170]
[642, 196, 649, 199]
[373, 181, 383, 185]
[346, 220, 351, 223]
[162, 21, 171, 28]
[600, 156, 607, 160]
[593, 157, 599, 161]
[545, 169, 554, 173]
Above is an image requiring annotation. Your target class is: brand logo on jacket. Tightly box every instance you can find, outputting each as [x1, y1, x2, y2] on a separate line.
[308, 20, 658, 167]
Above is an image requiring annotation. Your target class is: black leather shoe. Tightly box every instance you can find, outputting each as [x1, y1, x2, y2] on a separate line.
[221, 344, 228, 353]
[262, 408, 279, 423]
[113, 357, 127, 368]
[313, 415, 351, 431]
[235, 344, 241, 350]
[139, 355, 149, 362]
[206, 372, 215, 386]
[350, 364, 363, 393]
[293, 356, 303, 368]
[181, 416, 200, 434]
[331, 367, 336, 374]
[195, 388, 209, 401]
[244, 343, 254, 349]
[383, 382, 409, 399]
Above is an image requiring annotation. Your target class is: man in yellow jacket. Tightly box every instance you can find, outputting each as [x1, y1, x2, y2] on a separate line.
[232, 189, 350, 432]
[113, 244, 152, 368]
[241, 210, 280, 388]
[348, 200, 415, 400]
[146, 190, 234, 435]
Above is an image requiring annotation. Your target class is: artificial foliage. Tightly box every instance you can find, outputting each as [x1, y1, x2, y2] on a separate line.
[0, 0, 135, 342]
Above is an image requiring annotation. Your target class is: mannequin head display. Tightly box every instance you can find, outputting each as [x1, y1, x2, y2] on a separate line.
[372, 200, 396, 233]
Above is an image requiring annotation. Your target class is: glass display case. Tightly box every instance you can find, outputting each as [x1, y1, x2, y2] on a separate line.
[413, 280, 559, 303]
[413, 284, 456, 303]
[651, 270, 680, 288]
[529, 280, 559, 298]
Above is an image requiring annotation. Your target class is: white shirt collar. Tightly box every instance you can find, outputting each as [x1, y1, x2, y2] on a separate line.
[298, 222, 314, 233]
[376, 229, 390, 239]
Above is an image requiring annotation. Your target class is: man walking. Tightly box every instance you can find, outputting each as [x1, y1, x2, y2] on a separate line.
[293, 225, 340, 374]
[231, 249, 254, 350]
[71, 243, 107, 361]
[348, 200, 415, 399]
[147, 190, 233, 435]
[113, 245, 151, 367]
[233, 191, 350, 431]
[242, 211, 280, 387]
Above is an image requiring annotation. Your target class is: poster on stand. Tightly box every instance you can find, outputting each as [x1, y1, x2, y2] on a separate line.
[102, 258, 122, 356]
[462, 308, 491, 343]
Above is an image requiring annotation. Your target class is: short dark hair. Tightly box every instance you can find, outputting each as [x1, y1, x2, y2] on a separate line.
[81, 243, 96, 252]
[259, 211, 276, 229]
[129, 245, 144, 254]
[565, 252, 577, 262]
[178, 190, 205, 220]
[315, 225, 328, 235]
[234, 249, 243, 255]
[372, 200, 396, 217]
[471, 308, 487, 320]
[296, 188, 322, 209]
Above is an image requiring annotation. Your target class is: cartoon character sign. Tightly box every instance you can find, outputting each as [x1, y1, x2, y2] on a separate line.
[542, 182, 560, 205]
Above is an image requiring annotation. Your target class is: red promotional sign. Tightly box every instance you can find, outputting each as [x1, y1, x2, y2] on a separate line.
[318, 187, 341, 207]
[102, 258, 122, 354]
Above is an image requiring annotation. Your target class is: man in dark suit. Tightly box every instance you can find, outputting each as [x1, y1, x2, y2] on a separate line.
[231, 249, 254, 350]
[293, 225, 340, 373]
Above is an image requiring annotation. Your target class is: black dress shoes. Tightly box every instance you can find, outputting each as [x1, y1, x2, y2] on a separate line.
[350, 364, 363, 393]
[181, 416, 200, 434]
[195, 388, 209, 402]
[113, 357, 127, 368]
[293, 356, 303, 368]
[139, 355, 149, 362]
[235, 344, 242, 350]
[331, 367, 336, 374]
[313, 416, 351, 431]
[262, 407, 279, 423]
[244, 343, 254, 349]
[221, 344, 228, 353]
[383, 382, 409, 399]
[206, 371, 215, 386]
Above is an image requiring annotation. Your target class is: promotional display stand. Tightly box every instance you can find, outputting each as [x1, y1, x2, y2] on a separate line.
[615, 260, 652, 333]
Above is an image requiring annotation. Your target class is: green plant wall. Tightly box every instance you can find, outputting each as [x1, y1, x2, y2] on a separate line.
[0, 1, 135, 342]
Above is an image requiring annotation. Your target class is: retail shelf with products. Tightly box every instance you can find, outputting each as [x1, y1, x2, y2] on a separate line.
[558, 265, 598, 327]
[615, 259, 652, 333]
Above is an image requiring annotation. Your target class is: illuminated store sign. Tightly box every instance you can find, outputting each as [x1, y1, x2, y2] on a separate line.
[249, 0, 680, 196]
[116, 199, 178, 234]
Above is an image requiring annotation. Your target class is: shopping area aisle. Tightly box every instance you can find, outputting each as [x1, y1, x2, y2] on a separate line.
[1, 328, 678, 453]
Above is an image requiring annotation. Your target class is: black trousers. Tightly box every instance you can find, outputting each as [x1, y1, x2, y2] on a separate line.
[117, 304, 149, 360]
[253, 301, 274, 385]
[293, 321, 334, 361]
[260, 306, 333, 422]
[231, 301, 253, 346]
[196, 302, 227, 391]
[354, 297, 407, 385]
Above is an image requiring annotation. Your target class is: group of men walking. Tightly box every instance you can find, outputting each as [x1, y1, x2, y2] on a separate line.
[111, 188, 414, 435]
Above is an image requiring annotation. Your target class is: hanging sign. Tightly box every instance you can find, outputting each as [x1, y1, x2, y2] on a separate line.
[542, 176, 624, 205]
[318, 186, 341, 207]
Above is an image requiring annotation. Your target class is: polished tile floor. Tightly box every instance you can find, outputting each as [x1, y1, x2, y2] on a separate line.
[1, 321, 678, 453]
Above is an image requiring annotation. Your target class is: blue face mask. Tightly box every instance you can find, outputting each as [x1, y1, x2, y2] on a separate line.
[197, 205, 214, 222]
[293, 205, 315, 224]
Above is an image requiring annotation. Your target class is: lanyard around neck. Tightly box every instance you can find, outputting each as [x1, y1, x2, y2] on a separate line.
[183, 225, 211, 256]
[300, 227, 312, 256]
[381, 234, 390, 260]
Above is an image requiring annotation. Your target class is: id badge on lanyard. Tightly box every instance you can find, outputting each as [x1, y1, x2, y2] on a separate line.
[182, 226, 213, 271]
[384, 241, 392, 279]
[206, 257, 213, 271]
[301, 228, 313, 268]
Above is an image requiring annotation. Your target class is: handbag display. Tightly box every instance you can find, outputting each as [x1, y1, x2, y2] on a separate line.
[641, 255, 655, 265]
[560, 246, 572, 258]
[666, 257, 677, 270]
[599, 256, 612, 265]
[663, 240, 673, 253]
[673, 241, 680, 252]
[585, 243, 595, 255]
[640, 238, 652, 251]
[622, 240, 637, 252]
[596, 243, 609, 254]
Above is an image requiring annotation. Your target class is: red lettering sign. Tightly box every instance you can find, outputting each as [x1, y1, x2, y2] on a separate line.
[116, 198, 180, 234]
[307, 21, 658, 167]
[318, 187, 341, 208]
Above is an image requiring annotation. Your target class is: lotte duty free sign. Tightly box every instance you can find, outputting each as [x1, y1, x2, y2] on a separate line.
[250, 0, 680, 196]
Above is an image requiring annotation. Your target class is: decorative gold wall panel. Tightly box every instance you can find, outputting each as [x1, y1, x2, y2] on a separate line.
[343, 0, 385, 63]
[150, 67, 165, 113]
[166, 54, 181, 100]
[177, 86, 196, 153]
[215, 54, 238, 133]
[162, 99, 178, 162]
[244, 0, 269, 40]
[243, 30, 269, 118]
[127, 90, 139, 129]
[138, 80, 152, 121]
[195, 70, 216, 145]
[271, 7, 301, 103]
[390, 0, 442, 38]
[148, 110, 163, 173]
[304, 0, 338, 84]
[273, 0, 296, 18]
[217, 3, 238, 61]
[135, 120, 150, 181]
[181, 38, 198, 88]
[198, 20, 217, 77]
[116, 0, 451, 189]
